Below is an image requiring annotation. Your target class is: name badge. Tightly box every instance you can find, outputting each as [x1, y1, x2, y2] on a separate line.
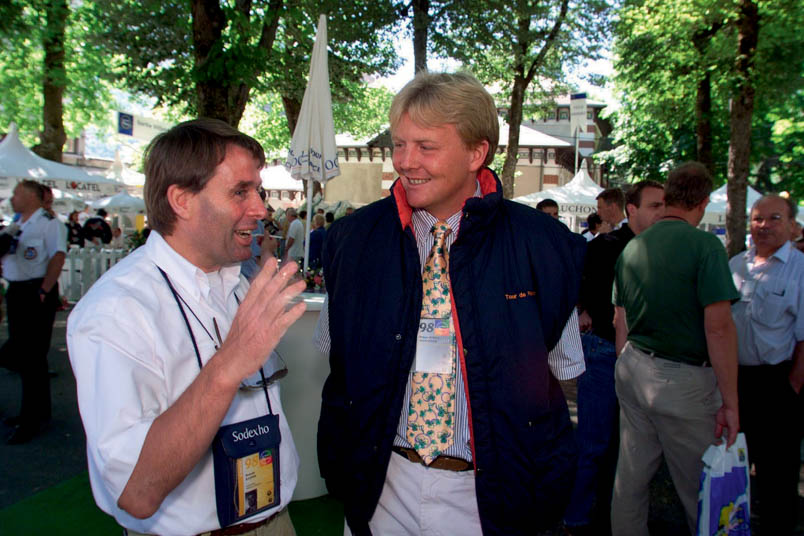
[414, 318, 454, 374]
[212, 414, 281, 528]
[236, 448, 277, 516]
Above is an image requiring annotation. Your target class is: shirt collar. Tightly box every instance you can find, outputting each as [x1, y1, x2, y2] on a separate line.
[411, 181, 481, 235]
[20, 208, 44, 226]
[748, 240, 793, 265]
[146, 231, 243, 303]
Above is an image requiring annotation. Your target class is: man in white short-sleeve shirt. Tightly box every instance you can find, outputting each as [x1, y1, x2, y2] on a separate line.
[68, 119, 306, 536]
[0, 180, 66, 444]
[284, 208, 304, 262]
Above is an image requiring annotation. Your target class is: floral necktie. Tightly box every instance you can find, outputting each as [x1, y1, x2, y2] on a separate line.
[407, 221, 456, 464]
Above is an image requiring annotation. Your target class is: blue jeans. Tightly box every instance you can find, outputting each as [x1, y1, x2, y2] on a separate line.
[564, 333, 619, 528]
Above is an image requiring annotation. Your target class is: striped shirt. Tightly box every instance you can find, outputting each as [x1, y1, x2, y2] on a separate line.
[314, 194, 584, 462]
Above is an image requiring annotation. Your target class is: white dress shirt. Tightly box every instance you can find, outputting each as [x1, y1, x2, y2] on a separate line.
[2, 208, 66, 281]
[730, 241, 804, 366]
[67, 232, 298, 536]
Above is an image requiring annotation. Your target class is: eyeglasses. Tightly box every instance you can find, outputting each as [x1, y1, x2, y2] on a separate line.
[239, 350, 288, 391]
[751, 214, 785, 225]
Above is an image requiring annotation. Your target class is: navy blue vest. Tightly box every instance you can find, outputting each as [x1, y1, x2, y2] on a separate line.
[319, 169, 586, 535]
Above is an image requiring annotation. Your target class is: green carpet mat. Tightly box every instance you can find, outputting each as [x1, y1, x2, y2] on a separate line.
[0, 473, 343, 535]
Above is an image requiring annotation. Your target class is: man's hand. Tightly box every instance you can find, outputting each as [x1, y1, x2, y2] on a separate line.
[714, 404, 739, 448]
[217, 257, 306, 388]
[578, 310, 593, 332]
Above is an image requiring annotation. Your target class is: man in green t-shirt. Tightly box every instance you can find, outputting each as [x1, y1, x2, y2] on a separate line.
[610, 162, 740, 536]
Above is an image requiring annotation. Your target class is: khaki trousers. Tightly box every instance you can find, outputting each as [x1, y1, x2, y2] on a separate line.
[611, 343, 721, 536]
[123, 507, 295, 536]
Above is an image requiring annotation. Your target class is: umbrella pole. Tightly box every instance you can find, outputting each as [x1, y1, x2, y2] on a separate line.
[303, 178, 313, 273]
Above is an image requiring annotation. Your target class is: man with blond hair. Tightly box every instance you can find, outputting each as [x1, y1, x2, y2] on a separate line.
[317, 72, 587, 535]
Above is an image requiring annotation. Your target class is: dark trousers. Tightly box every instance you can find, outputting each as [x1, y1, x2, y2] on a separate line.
[738, 362, 802, 535]
[564, 333, 620, 530]
[0, 279, 58, 425]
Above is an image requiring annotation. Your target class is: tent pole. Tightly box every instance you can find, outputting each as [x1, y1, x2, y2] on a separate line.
[303, 178, 313, 273]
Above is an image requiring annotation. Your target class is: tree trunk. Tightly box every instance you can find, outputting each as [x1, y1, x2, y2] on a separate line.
[33, 0, 68, 162]
[691, 22, 722, 178]
[411, 0, 430, 73]
[191, 0, 250, 126]
[500, 76, 527, 199]
[695, 73, 714, 176]
[282, 95, 302, 139]
[499, 0, 568, 199]
[726, 0, 759, 258]
[190, 0, 281, 127]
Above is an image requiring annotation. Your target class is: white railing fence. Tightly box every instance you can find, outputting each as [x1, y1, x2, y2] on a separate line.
[60, 246, 131, 303]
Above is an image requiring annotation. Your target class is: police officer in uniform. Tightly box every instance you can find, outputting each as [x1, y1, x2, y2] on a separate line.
[0, 180, 66, 444]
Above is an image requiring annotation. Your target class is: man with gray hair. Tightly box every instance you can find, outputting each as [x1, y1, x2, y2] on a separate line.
[611, 162, 739, 535]
[284, 207, 304, 262]
[729, 194, 803, 534]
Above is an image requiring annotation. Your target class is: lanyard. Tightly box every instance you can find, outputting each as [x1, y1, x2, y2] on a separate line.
[156, 265, 273, 414]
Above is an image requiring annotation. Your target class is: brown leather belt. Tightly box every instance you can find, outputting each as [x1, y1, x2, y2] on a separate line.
[123, 509, 283, 536]
[393, 446, 472, 472]
[206, 508, 282, 536]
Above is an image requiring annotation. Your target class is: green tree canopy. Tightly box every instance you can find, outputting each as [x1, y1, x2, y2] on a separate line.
[432, 0, 612, 198]
[0, 0, 112, 149]
[93, 0, 400, 131]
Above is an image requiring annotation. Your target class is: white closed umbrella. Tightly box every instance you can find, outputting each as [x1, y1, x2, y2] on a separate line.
[284, 14, 341, 271]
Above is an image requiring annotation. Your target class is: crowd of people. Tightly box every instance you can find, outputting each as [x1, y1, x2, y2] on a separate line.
[0, 70, 798, 536]
[63, 207, 127, 249]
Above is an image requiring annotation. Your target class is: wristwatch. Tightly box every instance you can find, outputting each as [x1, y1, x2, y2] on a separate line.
[38, 288, 47, 297]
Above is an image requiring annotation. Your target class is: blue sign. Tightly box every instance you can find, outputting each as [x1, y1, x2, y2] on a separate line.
[118, 112, 134, 136]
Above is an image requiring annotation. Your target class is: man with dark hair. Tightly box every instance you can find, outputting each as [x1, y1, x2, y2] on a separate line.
[318, 71, 586, 535]
[596, 188, 626, 230]
[611, 162, 739, 535]
[582, 212, 604, 241]
[565, 180, 664, 533]
[83, 208, 113, 245]
[536, 197, 560, 219]
[729, 194, 803, 534]
[68, 118, 305, 535]
[0, 180, 66, 443]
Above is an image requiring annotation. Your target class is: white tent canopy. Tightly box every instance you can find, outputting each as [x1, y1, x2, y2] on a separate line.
[513, 169, 603, 231]
[91, 191, 145, 214]
[261, 165, 303, 191]
[701, 183, 763, 225]
[0, 123, 122, 196]
[513, 169, 603, 216]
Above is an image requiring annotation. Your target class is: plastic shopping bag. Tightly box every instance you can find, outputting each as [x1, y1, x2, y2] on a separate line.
[696, 432, 751, 536]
